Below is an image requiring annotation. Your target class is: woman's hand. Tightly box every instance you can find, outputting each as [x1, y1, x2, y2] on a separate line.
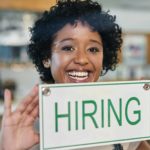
[0, 85, 39, 150]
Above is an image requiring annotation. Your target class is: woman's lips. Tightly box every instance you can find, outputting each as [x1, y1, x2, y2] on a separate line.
[68, 71, 89, 82]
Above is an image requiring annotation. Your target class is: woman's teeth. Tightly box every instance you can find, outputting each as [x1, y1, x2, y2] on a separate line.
[68, 71, 88, 80]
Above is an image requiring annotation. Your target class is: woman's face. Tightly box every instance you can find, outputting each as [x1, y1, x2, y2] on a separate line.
[49, 22, 103, 83]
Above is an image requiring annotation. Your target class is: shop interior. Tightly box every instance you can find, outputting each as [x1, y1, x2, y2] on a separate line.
[0, 0, 150, 144]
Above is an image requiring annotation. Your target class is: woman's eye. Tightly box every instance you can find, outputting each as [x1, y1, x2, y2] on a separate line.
[61, 46, 74, 51]
[88, 47, 100, 53]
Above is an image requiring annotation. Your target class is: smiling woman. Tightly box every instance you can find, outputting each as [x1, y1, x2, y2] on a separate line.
[27, 0, 122, 84]
[0, 0, 149, 150]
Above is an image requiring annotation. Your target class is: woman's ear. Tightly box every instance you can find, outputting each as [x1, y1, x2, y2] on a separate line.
[43, 59, 51, 68]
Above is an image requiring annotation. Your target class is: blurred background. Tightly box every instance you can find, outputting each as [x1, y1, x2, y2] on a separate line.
[0, 0, 150, 133]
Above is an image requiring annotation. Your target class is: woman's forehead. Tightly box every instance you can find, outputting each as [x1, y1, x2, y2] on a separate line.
[53, 21, 99, 40]
[51, 21, 102, 49]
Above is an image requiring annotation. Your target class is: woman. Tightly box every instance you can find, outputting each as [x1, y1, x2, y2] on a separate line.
[0, 0, 149, 150]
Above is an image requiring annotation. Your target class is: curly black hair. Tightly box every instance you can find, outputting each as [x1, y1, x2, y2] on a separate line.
[27, 0, 122, 83]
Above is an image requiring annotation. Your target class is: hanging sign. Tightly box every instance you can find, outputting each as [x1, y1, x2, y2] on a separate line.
[39, 80, 150, 150]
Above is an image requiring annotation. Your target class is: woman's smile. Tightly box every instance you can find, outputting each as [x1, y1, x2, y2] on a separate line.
[67, 71, 89, 82]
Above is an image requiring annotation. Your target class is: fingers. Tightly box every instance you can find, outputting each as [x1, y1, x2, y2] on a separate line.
[31, 104, 39, 119]
[4, 89, 12, 117]
[15, 85, 39, 114]
[15, 85, 39, 126]
[22, 95, 39, 125]
[22, 95, 39, 115]
[23, 104, 39, 126]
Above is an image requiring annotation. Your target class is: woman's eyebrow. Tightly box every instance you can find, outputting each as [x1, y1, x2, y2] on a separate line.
[53, 38, 74, 45]
[52, 38, 102, 46]
[90, 39, 103, 46]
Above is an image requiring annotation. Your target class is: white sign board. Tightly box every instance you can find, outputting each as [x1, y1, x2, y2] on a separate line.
[39, 80, 150, 150]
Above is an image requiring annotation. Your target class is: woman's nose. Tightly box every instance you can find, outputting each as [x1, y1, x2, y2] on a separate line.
[74, 50, 89, 65]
